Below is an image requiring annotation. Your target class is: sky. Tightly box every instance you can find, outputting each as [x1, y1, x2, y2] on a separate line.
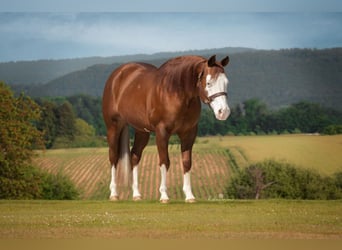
[1, 0, 342, 62]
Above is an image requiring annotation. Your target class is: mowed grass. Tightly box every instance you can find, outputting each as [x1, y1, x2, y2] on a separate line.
[0, 200, 341, 239]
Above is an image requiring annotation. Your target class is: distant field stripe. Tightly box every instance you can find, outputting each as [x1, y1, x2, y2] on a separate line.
[229, 147, 249, 169]
[145, 152, 154, 200]
[225, 149, 239, 173]
[34, 157, 60, 173]
[201, 153, 214, 198]
[176, 154, 184, 199]
[236, 146, 249, 163]
[151, 152, 159, 200]
[138, 152, 147, 199]
[206, 153, 223, 196]
[199, 154, 213, 199]
[81, 155, 106, 198]
[191, 154, 205, 199]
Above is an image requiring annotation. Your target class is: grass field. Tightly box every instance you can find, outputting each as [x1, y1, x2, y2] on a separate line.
[0, 200, 341, 239]
[1, 135, 342, 241]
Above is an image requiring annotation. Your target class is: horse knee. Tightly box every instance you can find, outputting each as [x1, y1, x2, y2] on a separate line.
[159, 159, 170, 170]
[131, 152, 141, 167]
[182, 159, 192, 173]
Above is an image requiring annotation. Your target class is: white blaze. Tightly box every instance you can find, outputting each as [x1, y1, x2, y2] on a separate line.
[206, 73, 230, 120]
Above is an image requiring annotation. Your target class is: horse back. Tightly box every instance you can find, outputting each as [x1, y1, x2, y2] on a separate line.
[102, 62, 158, 128]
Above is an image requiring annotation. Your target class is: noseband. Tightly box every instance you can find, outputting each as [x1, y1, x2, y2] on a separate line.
[206, 92, 227, 104]
[197, 72, 227, 104]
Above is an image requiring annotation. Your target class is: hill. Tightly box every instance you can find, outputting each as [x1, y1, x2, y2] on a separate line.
[0, 47, 252, 85]
[5, 47, 342, 110]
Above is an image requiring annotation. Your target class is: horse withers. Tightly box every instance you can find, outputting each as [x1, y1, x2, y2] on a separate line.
[102, 54, 230, 203]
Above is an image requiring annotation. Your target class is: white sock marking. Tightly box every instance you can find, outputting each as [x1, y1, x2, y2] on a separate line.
[109, 165, 118, 198]
[183, 171, 195, 201]
[159, 164, 169, 201]
[132, 165, 141, 198]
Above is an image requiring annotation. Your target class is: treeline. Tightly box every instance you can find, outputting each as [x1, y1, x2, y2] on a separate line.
[33, 94, 342, 149]
[199, 99, 342, 136]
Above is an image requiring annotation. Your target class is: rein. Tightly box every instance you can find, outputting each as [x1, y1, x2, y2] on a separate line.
[197, 71, 227, 104]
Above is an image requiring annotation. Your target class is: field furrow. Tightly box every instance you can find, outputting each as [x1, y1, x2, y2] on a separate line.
[34, 145, 236, 200]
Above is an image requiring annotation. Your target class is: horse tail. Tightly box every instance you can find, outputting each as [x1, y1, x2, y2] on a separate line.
[117, 124, 132, 187]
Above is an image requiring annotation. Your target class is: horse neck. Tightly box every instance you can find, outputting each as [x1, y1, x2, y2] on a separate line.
[158, 57, 204, 98]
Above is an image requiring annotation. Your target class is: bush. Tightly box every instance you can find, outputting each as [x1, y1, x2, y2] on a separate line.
[322, 125, 342, 135]
[0, 165, 79, 200]
[225, 160, 342, 200]
[41, 171, 79, 200]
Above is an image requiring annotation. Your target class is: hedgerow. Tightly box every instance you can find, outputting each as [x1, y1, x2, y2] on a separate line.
[225, 160, 342, 200]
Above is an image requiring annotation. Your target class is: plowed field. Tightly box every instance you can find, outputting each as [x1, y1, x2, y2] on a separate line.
[34, 147, 243, 200]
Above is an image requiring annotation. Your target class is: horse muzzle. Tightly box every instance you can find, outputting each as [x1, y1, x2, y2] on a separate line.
[215, 106, 230, 120]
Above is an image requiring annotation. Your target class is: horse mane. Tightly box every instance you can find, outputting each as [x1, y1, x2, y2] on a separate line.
[157, 55, 206, 94]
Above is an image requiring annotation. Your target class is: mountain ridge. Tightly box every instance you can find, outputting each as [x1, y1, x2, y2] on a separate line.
[3, 47, 342, 111]
[0, 47, 254, 85]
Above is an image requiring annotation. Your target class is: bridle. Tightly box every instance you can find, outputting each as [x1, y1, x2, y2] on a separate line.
[197, 71, 227, 105]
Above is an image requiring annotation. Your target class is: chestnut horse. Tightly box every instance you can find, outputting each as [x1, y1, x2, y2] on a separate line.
[102, 55, 230, 203]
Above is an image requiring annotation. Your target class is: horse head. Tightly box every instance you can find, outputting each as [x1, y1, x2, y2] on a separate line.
[197, 55, 230, 120]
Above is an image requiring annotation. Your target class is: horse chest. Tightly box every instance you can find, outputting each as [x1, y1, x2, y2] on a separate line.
[149, 97, 201, 133]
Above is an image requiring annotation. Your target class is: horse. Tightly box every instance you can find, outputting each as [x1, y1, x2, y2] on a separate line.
[102, 54, 230, 203]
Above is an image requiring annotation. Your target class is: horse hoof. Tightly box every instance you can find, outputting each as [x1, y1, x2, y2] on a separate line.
[185, 199, 196, 203]
[133, 196, 142, 201]
[109, 196, 119, 201]
[160, 199, 169, 204]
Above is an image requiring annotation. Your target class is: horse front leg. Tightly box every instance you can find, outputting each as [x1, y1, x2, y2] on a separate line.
[179, 127, 197, 203]
[156, 127, 171, 203]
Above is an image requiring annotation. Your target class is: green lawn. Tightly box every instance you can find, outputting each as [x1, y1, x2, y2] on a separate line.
[0, 200, 341, 239]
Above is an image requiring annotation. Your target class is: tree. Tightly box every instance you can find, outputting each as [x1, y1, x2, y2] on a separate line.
[36, 100, 58, 149]
[0, 82, 45, 198]
[242, 99, 269, 133]
[55, 101, 76, 139]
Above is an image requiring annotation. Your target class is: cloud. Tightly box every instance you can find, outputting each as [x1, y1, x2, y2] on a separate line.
[0, 13, 341, 61]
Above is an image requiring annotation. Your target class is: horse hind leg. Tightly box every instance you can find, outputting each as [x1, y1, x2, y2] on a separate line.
[131, 131, 150, 201]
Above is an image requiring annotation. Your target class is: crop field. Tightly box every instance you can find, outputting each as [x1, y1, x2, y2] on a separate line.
[34, 147, 234, 200]
[33, 134, 342, 200]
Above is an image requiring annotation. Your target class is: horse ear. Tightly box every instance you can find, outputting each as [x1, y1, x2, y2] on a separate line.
[208, 55, 216, 67]
[221, 56, 230, 67]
